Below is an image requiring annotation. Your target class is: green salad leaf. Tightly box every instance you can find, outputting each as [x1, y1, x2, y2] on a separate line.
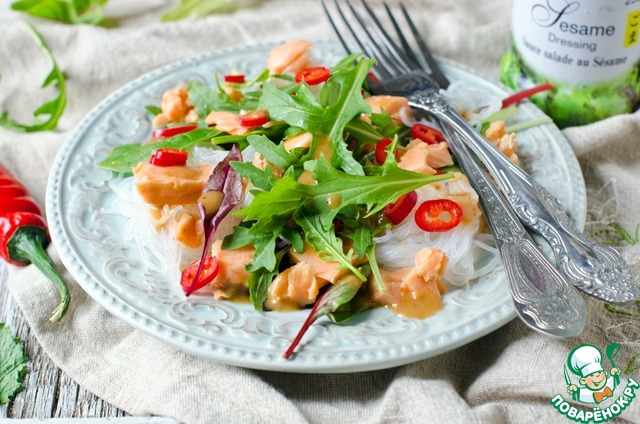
[259, 58, 375, 175]
[11, 0, 109, 24]
[237, 157, 452, 230]
[294, 206, 365, 281]
[0, 24, 66, 133]
[0, 324, 28, 405]
[161, 0, 259, 22]
[99, 128, 223, 173]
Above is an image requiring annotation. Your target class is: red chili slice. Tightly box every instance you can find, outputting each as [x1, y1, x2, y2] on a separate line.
[501, 83, 554, 108]
[411, 123, 445, 145]
[180, 256, 219, 293]
[384, 191, 418, 225]
[239, 110, 269, 127]
[375, 138, 400, 164]
[414, 199, 463, 232]
[295, 66, 331, 85]
[149, 148, 189, 167]
[224, 74, 246, 84]
[152, 125, 198, 139]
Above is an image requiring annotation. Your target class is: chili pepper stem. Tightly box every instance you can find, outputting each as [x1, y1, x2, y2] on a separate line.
[10, 230, 70, 322]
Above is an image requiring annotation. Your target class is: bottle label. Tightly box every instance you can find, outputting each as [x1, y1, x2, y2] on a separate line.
[512, 0, 640, 84]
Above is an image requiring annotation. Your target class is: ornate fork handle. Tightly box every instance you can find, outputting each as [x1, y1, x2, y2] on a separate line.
[410, 90, 638, 305]
[440, 126, 586, 337]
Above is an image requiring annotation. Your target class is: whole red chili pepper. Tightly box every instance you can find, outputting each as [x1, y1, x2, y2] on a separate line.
[0, 164, 69, 321]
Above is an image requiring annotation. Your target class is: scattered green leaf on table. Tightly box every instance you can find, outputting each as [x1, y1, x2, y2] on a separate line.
[0, 23, 66, 133]
[162, 0, 259, 22]
[11, 0, 109, 24]
[0, 323, 28, 405]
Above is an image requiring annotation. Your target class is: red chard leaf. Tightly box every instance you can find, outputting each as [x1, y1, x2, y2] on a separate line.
[185, 144, 243, 296]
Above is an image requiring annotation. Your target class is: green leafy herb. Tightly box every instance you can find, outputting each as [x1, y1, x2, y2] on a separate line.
[161, 0, 259, 22]
[259, 58, 375, 175]
[351, 225, 372, 260]
[231, 161, 275, 191]
[294, 206, 365, 281]
[0, 324, 27, 405]
[187, 80, 242, 117]
[247, 134, 303, 169]
[370, 111, 398, 139]
[99, 128, 222, 173]
[246, 249, 285, 310]
[0, 23, 66, 132]
[238, 157, 452, 230]
[11, 0, 109, 24]
[144, 105, 162, 116]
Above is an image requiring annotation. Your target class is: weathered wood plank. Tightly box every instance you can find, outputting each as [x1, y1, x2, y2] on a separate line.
[0, 263, 128, 419]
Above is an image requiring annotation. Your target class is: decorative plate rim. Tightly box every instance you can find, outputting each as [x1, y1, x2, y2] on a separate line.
[46, 40, 586, 373]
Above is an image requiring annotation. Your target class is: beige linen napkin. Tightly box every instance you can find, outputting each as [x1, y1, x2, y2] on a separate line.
[2, 0, 640, 423]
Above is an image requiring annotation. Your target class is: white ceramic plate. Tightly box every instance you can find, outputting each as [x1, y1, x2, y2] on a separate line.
[47, 41, 586, 373]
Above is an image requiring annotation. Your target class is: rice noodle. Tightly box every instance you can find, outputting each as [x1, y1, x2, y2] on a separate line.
[376, 173, 500, 287]
[440, 80, 502, 129]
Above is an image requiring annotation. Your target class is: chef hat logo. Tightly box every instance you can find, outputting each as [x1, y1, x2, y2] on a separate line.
[568, 344, 604, 378]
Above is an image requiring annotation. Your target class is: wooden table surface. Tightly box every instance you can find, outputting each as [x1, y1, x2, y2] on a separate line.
[0, 263, 127, 419]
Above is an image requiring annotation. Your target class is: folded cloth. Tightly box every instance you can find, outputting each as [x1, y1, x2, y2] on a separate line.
[2, 0, 640, 423]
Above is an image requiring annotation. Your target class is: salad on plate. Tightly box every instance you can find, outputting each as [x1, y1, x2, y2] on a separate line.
[99, 39, 547, 357]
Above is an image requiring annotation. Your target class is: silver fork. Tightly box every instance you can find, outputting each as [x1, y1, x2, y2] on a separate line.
[322, 0, 589, 337]
[322, 0, 638, 306]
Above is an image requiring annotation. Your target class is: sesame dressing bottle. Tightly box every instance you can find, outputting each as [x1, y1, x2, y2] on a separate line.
[500, 0, 640, 128]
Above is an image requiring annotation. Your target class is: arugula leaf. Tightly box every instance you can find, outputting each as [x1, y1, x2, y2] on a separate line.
[222, 225, 270, 250]
[238, 157, 452, 229]
[187, 80, 244, 117]
[258, 82, 326, 131]
[370, 111, 398, 139]
[330, 53, 364, 74]
[351, 225, 372, 259]
[294, 206, 365, 281]
[247, 134, 303, 169]
[245, 234, 277, 272]
[162, 0, 258, 21]
[230, 161, 275, 191]
[99, 128, 222, 173]
[0, 324, 27, 405]
[247, 258, 280, 311]
[318, 58, 374, 175]
[344, 117, 384, 146]
[11, 0, 108, 24]
[0, 24, 66, 133]
[282, 227, 304, 253]
[258, 58, 375, 175]
[144, 105, 162, 116]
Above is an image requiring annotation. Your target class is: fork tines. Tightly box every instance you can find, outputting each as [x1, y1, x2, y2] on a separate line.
[321, 0, 449, 88]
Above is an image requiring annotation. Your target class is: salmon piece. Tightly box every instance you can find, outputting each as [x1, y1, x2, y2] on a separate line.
[484, 121, 519, 165]
[173, 212, 203, 248]
[185, 108, 199, 124]
[153, 113, 170, 127]
[161, 85, 192, 122]
[364, 95, 410, 125]
[283, 131, 312, 152]
[209, 240, 254, 299]
[369, 248, 446, 318]
[205, 111, 251, 135]
[133, 162, 212, 206]
[289, 244, 347, 284]
[398, 143, 437, 175]
[405, 140, 454, 169]
[427, 142, 454, 168]
[484, 120, 506, 141]
[267, 39, 312, 75]
[265, 262, 330, 311]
